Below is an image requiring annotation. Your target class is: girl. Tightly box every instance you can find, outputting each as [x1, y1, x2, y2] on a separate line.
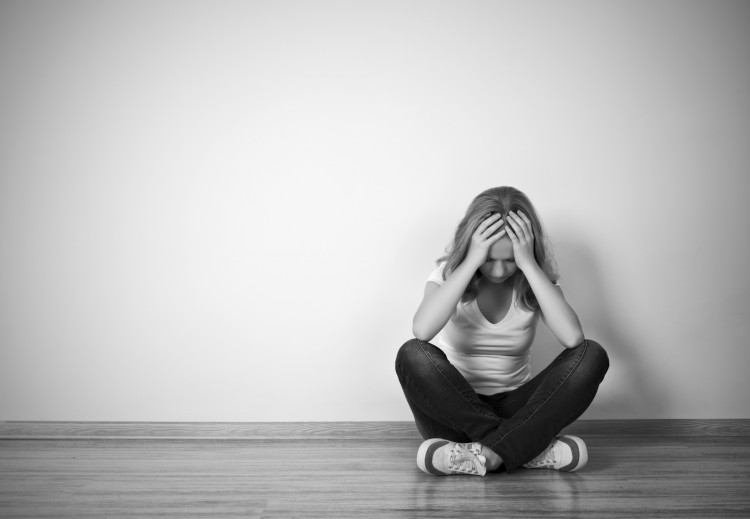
[395, 186, 609, 476]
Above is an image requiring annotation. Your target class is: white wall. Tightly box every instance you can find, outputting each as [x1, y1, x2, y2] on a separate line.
[1, 0, 749, 421]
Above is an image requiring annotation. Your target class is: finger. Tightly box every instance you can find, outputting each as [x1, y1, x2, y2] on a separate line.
[474, 215, 491, 235]
[516, 211, 534, 240]
[480, 217, 504, 237]
[505, 213, 524, 238]
[509, 211, 531, 242]
[484, 218, 505, 235]
[505, 222, 519, 243]
[517, 210, 532, 227]
[487, 227, 507, 243]
[476, 213, 502, 235]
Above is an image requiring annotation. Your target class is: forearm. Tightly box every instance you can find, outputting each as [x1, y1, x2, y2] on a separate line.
[523, 263, 584, 348]
[412, 260, 478, 341]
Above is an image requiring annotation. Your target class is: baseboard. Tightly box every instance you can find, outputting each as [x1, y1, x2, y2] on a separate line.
[1, 419, 749, 440]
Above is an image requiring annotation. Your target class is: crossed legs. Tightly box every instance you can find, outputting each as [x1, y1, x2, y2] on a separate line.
[395, 338, 609, 471]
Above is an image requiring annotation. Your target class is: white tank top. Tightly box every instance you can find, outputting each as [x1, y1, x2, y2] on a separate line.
[426, 262, 540, 395]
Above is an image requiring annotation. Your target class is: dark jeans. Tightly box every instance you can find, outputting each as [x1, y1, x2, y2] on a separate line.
[395, 338, 609, 472]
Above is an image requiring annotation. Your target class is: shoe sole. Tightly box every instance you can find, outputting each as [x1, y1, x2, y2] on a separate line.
[558, 435, 588, 472]
[416, 438, 450, 475]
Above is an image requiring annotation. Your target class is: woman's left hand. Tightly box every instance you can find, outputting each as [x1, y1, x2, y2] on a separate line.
[505, 210, 538, 272]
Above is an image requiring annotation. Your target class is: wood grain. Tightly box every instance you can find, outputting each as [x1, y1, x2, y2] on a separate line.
[2, 419, 749, 440]
[1, 421, 749, 518]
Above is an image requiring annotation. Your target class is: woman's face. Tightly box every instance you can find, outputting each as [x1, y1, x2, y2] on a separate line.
[478, 236, 517, 284]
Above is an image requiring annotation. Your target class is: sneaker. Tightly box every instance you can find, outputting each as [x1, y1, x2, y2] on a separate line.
[416, 438, 487, 476]
[522, 435, 588, 472]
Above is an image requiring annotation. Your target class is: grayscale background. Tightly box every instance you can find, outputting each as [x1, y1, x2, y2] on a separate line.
[1, 0, 748, 421]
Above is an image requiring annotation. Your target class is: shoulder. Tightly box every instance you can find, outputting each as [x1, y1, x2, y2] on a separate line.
[426, 261, 448, 285]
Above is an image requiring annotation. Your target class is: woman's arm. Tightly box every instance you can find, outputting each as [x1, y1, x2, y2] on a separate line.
[505, 211, 585, 348]
[412, 261, 478, 342]
[412, 213, 506, 342]
[522, 263, 584, 348]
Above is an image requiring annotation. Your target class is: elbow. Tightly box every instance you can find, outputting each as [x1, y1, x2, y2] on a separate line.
[412, 327, 435, 343]
[411, 320, 435, 343]
[561, 330, 586, 349]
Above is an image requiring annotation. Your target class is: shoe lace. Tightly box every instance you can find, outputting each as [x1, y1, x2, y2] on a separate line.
[448, 445, 486, 474]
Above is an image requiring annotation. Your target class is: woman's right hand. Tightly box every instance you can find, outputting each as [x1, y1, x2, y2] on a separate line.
[465, 213, 506, 268]
[413, 213, 504, 341]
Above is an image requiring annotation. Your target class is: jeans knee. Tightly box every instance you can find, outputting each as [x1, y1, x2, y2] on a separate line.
[581, 339, 609, 380]
[395, 338, 441, 380]
[396, 338, 425, 371]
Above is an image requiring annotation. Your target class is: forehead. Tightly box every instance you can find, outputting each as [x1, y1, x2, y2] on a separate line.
[488, 237, 514, 259]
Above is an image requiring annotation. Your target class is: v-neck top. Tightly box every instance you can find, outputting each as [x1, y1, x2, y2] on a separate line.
[426, 262, 540, 395]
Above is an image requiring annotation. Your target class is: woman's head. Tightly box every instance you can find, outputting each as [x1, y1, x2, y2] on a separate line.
[437, 186, 558, 310]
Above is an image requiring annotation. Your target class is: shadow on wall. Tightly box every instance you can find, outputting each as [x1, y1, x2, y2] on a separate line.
[530, 233, 666, 419]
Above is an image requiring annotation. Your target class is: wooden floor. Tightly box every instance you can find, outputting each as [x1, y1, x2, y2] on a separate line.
[1, 420, 749, 518]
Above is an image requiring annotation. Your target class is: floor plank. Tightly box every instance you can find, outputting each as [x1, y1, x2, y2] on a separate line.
[2, 419, 750, 439]
[1, 422, 749, 518]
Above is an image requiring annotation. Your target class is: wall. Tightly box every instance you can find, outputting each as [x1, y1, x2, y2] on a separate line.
[1, 0, 749, 421]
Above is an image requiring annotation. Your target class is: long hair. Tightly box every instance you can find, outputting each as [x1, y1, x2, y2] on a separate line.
[436, 186, 558, 312]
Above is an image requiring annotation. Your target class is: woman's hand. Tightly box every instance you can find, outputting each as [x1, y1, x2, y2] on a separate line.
[465, 213, 506, 268]
[505, 210, 538, 272]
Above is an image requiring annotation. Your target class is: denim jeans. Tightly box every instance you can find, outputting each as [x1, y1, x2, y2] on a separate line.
[395, 338, 609, 472]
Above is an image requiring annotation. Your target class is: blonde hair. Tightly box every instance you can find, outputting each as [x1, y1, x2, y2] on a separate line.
[437, 186, 558, 311]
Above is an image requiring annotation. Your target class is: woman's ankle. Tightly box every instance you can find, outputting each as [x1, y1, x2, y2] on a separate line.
[481, 445, 503, 471]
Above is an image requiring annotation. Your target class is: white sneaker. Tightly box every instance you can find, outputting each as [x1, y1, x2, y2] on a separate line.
[416, 438, 487, 476]
[522, 436, 588, 472]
